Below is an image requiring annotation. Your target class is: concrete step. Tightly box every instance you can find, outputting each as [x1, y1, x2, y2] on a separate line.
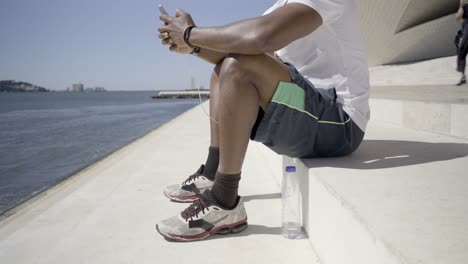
[370, 85, 468, 140]
[254, 121, 468, 264]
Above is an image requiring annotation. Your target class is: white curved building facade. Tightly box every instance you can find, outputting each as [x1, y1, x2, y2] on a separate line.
[358, 0, 460, 65]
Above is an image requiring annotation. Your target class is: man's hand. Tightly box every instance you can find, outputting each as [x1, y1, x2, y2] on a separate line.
[158, 9, 196, 54]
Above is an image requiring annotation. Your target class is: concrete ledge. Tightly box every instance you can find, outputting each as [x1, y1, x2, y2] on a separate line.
[254, 89, 468, 263]
[370, 98, 468, 140]
[260, 121, 468, 264]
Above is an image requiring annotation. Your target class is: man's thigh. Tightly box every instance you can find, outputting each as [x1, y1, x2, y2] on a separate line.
[229, 54, 291, 110]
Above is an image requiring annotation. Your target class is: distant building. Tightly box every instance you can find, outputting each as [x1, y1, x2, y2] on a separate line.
[71, 83, 84, 92]
[94, 87, 106, 92]
[85, 86, 106, 92]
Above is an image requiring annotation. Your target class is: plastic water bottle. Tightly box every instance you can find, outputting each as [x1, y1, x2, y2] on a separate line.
[282, 165, 303, 239]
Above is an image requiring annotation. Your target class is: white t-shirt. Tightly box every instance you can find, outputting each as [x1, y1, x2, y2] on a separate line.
[265, 0, 370, 132]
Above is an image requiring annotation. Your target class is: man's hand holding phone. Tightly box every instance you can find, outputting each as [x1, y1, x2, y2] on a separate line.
[158, 5, 197, 54]
[159, 4, 169, 16]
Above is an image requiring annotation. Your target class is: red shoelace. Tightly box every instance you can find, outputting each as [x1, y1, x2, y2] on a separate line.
[181, 198, 210, 221]
[182, 165, 204, 185]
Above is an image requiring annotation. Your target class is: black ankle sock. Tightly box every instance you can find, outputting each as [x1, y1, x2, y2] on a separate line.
[211, 172, 241, 209]
[203, 147, 219, 181]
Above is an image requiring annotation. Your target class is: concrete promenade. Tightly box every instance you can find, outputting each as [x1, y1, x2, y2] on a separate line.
[1, 85, 467, 264]
[0, 103, 318, 264]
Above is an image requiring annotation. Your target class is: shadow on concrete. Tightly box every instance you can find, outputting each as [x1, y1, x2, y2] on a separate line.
[203, 225, 308, 241]
[302, 140, 468, 170]
[243, 193, 281, 202]
[224, 225, 281, 237]
[160, 225, 285, 243]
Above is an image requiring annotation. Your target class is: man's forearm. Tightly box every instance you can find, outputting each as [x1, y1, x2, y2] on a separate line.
[188, 4, 321, 55]
[458, 1, 465, 21]
[159, 4, 321, 58]
[189, 17, 272, 55]
[457, 8, 464, 22]
[196, 48, 228, 65]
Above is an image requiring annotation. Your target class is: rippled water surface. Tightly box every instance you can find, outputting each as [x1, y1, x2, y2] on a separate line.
[0, 91, 199, 214]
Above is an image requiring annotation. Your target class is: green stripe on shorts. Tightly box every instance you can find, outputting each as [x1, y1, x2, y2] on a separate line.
[272, 81, 305, 110]
[271, 81, 351, 125]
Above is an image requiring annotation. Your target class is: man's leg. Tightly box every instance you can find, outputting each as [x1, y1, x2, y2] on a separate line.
[157, 54, 292, 241]
[210, 54, 291, 208]
[162, 63, 223, 202]
[209, 62, 222, 148]
[457, 38, 468, 86]
[199, 63, 224, 181]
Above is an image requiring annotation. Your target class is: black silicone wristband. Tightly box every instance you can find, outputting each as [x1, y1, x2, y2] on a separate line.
[183, 26, 197, 49]
[190, 46, 201, 56]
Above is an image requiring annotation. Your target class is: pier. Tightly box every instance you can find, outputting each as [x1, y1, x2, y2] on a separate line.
[152, 90, 210, 99]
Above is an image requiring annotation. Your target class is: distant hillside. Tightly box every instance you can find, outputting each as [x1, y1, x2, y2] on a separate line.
[0, 80, 49, 92]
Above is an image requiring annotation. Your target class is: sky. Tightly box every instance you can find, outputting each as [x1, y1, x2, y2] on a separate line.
[0, 0, 274, 91]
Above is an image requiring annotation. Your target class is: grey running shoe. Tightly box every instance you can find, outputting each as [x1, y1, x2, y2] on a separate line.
[164, 165, 214, 202]
[156, 191, 248, 242]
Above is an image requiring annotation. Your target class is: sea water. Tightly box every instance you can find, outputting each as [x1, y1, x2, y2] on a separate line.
[0, 91, 199, 214]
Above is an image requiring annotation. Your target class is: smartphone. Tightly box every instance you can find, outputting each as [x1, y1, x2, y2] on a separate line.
[159, 4, 169, 16]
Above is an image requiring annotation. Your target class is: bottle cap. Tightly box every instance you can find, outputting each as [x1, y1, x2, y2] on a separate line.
[285, 166, 296, 172]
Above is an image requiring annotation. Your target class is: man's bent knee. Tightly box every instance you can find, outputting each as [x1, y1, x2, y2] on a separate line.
[219, 54, 256, 81]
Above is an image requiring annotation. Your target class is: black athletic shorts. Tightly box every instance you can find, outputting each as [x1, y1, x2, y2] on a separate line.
[250, 62, 365, 158]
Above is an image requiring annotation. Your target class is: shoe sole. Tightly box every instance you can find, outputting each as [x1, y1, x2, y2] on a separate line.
[164, 193, 201, 203]
[164, 185, 213, 203]
[156, 217, 248, 242]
